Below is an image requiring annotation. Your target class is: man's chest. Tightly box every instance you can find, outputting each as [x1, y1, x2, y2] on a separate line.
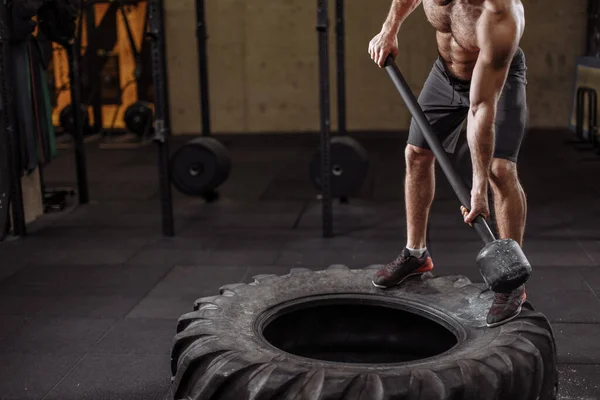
[423, 0, 483, 50]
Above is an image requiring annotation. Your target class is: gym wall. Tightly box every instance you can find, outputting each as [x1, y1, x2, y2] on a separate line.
[164, 0, 587, 135]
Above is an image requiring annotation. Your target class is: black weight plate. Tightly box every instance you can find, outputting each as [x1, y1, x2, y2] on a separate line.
[187, 137, 232, 184]
[59, 103, 92, 136]
[309, 136, 369, 198]
[124, 101, 153, 136]
[171, 137, 232, 196]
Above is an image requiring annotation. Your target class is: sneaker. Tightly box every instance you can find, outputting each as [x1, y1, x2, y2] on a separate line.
[372, 248, 434, 289]
[486, 285, 527, 328]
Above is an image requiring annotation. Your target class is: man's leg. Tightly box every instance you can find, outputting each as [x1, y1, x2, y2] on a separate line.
[485, 48, 529, 327]
[405, 145, 436, 249]
[490, 48, 529, 247]
[372, 143, 438, 289]
[485, 162, 528, 327]
[489, 158, 527, 246]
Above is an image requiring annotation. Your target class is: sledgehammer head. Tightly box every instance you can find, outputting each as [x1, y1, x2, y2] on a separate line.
[477, 238, 532, 293]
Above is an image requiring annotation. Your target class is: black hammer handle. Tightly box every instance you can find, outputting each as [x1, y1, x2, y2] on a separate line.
[383, 55, 496, 245]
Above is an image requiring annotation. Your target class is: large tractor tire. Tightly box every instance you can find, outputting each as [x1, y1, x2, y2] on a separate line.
[169, 266, 558, 400]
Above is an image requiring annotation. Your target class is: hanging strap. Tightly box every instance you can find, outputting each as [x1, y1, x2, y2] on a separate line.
[28, 38, 46, 166]
[119, 2, 147, 80]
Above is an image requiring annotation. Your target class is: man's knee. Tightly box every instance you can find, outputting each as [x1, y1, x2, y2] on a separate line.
[489, 158, 519, 194]
[405, 144, 435, 167]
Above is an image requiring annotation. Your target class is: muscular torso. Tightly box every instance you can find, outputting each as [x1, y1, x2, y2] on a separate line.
[422, 0, 524, 81]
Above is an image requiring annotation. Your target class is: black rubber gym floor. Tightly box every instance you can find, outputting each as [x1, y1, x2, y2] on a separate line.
[0, 130, 599, 400]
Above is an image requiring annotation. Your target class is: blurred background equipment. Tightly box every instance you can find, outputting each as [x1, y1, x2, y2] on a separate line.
[48, 0, 154, 148]
[170, 137, 231, 201]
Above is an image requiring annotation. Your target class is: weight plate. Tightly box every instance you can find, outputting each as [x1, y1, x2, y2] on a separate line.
[171, 137, 232, 196]
[124, 101, 153, 136]
[309, 136, 369, 198]
[59, 103, 92, 136]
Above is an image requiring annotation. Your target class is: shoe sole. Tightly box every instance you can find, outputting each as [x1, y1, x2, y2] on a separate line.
[371, 270, 431, 289]
[486, 305, 523, 328]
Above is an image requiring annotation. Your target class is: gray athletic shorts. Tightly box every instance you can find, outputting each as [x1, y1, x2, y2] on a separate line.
[408, 47, 528, 163]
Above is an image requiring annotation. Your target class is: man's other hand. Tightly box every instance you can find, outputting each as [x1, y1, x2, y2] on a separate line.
[369, 30, 399, 68]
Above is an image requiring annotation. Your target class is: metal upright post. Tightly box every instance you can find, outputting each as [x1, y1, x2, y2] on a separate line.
[587, 0, 600, 56]
[86, 2, 103, 133]
[335, 0, 350, 205]
[196, 0, 211, 137]
[148, 0, 175, 237]
[317, 0, 333, 238]
[335, 0, 346, 137]
[66, 37, 90, 205]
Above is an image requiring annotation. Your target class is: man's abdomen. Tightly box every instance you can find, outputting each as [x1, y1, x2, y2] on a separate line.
[436, 32, 479, 81]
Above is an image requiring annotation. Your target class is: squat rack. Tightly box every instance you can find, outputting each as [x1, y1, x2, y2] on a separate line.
[147, 0, 210, 237]
[149, 0, 350, 237]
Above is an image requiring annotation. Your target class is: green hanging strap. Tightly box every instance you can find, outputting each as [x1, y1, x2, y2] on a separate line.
[39, 63, 57, 159]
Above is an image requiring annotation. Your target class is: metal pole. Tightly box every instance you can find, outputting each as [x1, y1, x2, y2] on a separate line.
[317, 0, 333, 238]
[591, 89, 599, 149]
[335, 0, 346, 136]
[577, 88, 585, 142]
[0, 0, 26, 237]
[86, 3, 103, 133]
[196, 0, 211, 137]
[384, 56, 495, 245]
[587, 0, 600, 56]
[148, 0, 175, 237]
[66, 41, 90, 205]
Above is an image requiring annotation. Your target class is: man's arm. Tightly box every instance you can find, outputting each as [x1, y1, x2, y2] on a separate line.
[467, 5, 521, 202]
[369, 0, 422, 67]
[382, 0, 423, 34]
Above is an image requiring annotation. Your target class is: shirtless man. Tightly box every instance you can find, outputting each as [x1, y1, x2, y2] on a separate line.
[368, 0, 528, 327]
